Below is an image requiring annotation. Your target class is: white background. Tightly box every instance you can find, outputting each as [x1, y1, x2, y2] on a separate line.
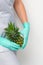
[16, 0, 43, 65]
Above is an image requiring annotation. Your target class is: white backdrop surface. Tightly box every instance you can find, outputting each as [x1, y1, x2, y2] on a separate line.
[17, 0, 43, 65]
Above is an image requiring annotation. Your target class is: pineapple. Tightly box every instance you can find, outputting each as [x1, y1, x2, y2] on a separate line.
[4, 22, 24, 47]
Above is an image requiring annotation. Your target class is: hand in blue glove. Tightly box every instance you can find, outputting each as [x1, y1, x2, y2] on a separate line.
[20, 22, 30, 49]
[0, 22, 30, 51]
[0, 36, 20, 51]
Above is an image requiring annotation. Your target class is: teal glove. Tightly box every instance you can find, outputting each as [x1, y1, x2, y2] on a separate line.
[0, 22, 30, 51]
[0, 37, 20, 51]
[20, 22, 30, 49]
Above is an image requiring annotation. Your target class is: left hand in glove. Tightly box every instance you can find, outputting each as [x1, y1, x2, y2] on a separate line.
[20, 22, 30, 49]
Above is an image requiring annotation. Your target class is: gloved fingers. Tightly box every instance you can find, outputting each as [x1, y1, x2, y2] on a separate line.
[21, 37, 27, 49]
[20, 29, 30, 48]
[0, 44, 19, 51]
[20, 30, 28, 49]
[6, 46, 20, 51]
[0, 37, 20, 48]
[9, 42, 21, 50]
[9, 40, 20, 48]
[10, 46, 20, 51]
[20, 22, 30, 49]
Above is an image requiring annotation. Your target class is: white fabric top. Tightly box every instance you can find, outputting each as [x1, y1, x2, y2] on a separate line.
[0, 0, 15, 52]
[0, 0, 15, 35]
[0, 0, 14, 12]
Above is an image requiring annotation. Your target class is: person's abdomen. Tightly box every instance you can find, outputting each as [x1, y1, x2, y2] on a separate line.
[0, 12, 11, 36]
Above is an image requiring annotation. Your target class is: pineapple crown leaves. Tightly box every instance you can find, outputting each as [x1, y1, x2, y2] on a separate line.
[4, 22, 24, 46]
[4, 22, 20, 37]
[5, 22, 20, 32]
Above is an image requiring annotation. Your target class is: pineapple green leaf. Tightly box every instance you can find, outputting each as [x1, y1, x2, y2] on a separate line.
[4, 22, 24, 47]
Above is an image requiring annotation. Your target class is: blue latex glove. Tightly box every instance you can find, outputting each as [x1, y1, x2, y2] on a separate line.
[20, 22, 30, 49]
[0, 22, 30, 51]
[0, 37, 20, 51]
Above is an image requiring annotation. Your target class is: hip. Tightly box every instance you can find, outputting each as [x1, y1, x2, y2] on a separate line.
[0, 49, 19, 65]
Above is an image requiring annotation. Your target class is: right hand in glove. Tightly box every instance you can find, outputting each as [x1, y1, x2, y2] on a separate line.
[0, 36, 20, 51]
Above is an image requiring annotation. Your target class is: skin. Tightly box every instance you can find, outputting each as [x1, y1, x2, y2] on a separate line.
[13, 0, 28, 23]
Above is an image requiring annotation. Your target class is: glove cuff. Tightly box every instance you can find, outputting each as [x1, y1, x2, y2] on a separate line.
[22, 22, 30, 30]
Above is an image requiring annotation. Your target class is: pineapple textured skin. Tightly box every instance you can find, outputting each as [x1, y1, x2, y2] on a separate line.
[4, 22, 24, 47]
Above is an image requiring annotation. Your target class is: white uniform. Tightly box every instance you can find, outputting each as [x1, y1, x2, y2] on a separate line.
[0, 0, 20, 65]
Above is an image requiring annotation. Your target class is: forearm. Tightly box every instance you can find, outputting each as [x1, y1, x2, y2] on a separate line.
[13, 0, 30, 48]
[13, 0, 28, 23]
